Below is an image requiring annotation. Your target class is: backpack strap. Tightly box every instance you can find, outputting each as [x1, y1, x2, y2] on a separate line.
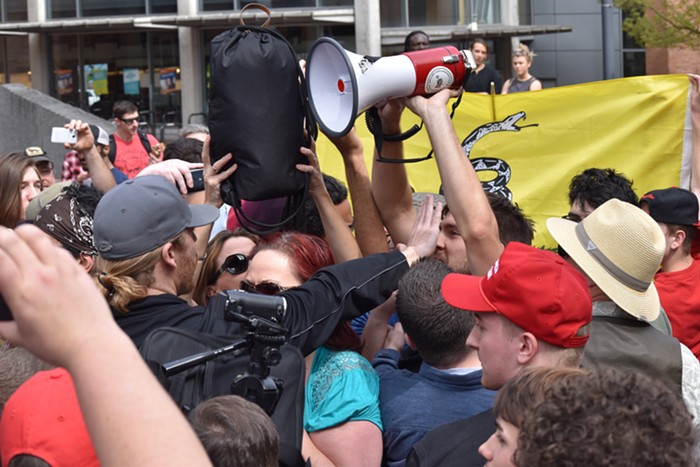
[107, 132, 152, 165]
[138, 132, 152, 154]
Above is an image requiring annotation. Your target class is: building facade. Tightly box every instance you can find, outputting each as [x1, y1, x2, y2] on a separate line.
[0, 0, 654, 135]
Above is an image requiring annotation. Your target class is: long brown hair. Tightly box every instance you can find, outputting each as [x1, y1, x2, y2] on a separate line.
[192, 228, 260, 306]
[0, 152, 38, 228]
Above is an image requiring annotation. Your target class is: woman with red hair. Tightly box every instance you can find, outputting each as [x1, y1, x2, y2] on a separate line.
[243, 231, 382, 467]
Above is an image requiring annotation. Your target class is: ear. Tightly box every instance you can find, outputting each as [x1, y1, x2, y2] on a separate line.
[669, 228, 686, 252]
[161, 242, 178, 268]
[206, 285, 217, 298]
[78, 252, 95, 273]
[404, 333, 418, 350]
[515, 332, 539, 365]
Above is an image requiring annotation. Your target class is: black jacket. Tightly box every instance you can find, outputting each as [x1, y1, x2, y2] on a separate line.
[116, 249, 410, 354]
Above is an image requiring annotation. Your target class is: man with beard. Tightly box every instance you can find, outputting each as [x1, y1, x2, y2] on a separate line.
[371, 93, 533, 276]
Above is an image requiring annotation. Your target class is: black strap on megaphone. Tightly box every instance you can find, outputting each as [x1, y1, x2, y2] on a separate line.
[370, 92, 463, 164]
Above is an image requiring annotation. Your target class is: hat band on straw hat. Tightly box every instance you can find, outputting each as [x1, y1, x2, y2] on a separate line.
[575, 223, 650, 292]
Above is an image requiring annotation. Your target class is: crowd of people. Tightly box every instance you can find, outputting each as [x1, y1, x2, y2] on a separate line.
[406, 32, 540, 95]
[0, 33, 699, 467]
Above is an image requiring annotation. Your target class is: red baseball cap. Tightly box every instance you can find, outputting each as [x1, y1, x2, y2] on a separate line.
[0, 368, 99, 467]
[441, 242, 592, 348]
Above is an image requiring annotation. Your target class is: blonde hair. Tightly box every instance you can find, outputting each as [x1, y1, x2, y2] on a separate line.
[95, 231, 188, 313]
[513, 43, 536, 63]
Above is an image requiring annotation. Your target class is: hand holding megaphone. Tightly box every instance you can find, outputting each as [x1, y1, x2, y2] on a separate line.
[306, 37, 476, 138]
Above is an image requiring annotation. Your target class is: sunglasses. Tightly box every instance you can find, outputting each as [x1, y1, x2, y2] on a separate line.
[239, 279, 288, 296]
[118, 117, 139, 124]
[208, 253, 248, 285]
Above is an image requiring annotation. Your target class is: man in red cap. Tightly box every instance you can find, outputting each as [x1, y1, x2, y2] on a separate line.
[407, 242, 592, 467]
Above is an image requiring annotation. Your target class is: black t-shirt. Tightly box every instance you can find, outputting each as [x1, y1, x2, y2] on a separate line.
[464, 65, 504, 94]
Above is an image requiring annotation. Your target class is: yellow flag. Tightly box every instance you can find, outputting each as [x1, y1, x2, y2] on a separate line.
[315, 74, 691, 248]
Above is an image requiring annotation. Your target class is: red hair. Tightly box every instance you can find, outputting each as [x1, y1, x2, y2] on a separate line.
[252, 231, 361, 352]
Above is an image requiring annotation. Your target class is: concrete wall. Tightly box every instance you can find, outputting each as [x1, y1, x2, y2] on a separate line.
[0, 83, 114, 179]
[530, 0, 622, 88]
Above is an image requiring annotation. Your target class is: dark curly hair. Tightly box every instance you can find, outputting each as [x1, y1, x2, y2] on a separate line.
[516, 367, 697, 467]
[568, 168, 638, 211]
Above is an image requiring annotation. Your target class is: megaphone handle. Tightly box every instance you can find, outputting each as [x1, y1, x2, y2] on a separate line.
[373, 92, 463, 164]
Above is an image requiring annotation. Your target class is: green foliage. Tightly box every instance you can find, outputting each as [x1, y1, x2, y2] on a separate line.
[612, 0, 700, 48]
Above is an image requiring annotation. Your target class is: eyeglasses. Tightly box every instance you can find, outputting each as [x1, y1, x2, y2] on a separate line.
[118, 117, 139, 124]
[239, 279, 288, 296]
[208, 253, 248, 285]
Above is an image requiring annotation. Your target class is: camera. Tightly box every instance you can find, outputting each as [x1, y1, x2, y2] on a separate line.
[221, 290, 287, 413]
[222, 289, 285, 327]
[187, 168, 205, 193]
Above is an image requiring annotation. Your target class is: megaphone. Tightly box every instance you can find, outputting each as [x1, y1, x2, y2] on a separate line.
[306, 37, 476, 137]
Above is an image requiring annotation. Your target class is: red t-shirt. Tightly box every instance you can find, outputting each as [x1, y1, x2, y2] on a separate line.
[655, 259, 700, 359]
[112, 133, 158, 179]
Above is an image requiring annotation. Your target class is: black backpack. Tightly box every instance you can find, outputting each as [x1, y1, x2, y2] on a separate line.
[107, 132, 152, 164]
[208, 4, 316, 234]
[138, 293, 306, 464]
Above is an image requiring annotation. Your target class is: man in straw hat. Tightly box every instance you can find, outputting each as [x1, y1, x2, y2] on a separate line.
[547, 198, 700, 432]
[407, 242, 592, 467]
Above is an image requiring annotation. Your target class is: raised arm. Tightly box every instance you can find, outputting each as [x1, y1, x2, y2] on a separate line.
[283, 199, 440, 356]
[406, 89, 503, 276]
[65, 120, 116, 192]
[689, 74, 700, 204]
[370, 100, 417, 245]
[297, 138, 363, 263]
[0, 225, 212, 467]
[329, 128, 390, 256]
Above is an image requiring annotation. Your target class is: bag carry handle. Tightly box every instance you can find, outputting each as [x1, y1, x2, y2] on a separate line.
[239, 3, 272, 27]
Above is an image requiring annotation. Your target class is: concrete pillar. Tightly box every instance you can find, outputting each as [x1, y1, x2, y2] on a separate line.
[27, 0, 49, 93]
[178, 0, 205, 124]
[354, 0, 380, 55]
[178, 27, 204, 124]
[500, 0, 519, 26]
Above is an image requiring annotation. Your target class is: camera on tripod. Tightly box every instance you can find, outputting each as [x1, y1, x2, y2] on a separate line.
[223, 290, 287, 414]
[159, 290, 288, 415]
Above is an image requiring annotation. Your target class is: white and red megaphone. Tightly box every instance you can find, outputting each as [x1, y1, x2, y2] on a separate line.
[305, 37, 476, 137]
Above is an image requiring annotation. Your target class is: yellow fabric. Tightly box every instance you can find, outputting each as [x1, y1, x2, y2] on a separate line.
[315, 74, 691, 249]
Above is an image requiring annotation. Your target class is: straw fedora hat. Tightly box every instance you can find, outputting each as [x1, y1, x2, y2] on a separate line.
[546, 198, 665, 322]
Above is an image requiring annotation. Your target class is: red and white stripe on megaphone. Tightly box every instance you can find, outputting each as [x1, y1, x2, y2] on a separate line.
[305, 37, 476, 137]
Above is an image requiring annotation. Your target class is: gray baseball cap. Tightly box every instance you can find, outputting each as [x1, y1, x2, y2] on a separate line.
[93, 175, 219, 260]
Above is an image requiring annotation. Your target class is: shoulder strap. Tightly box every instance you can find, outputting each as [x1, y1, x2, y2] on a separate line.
[138, 132, 152, 154]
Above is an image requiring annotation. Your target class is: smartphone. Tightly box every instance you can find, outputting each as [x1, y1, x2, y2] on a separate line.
[51, 127, 77, 144]
[0, 295, 12, 321]
[188, 168, 205, 193]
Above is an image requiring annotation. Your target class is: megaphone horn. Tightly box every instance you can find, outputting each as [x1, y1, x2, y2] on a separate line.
[305, 37, 476, 137]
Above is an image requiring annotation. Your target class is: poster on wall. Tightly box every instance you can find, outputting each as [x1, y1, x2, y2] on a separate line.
[159, 67, 179, 94]
[123, 68, 140, 95]
[54, 69, 73, 95]
[84, 63, 109, 95]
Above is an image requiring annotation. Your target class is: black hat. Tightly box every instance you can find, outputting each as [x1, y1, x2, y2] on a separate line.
[640, 187, 699, 226]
